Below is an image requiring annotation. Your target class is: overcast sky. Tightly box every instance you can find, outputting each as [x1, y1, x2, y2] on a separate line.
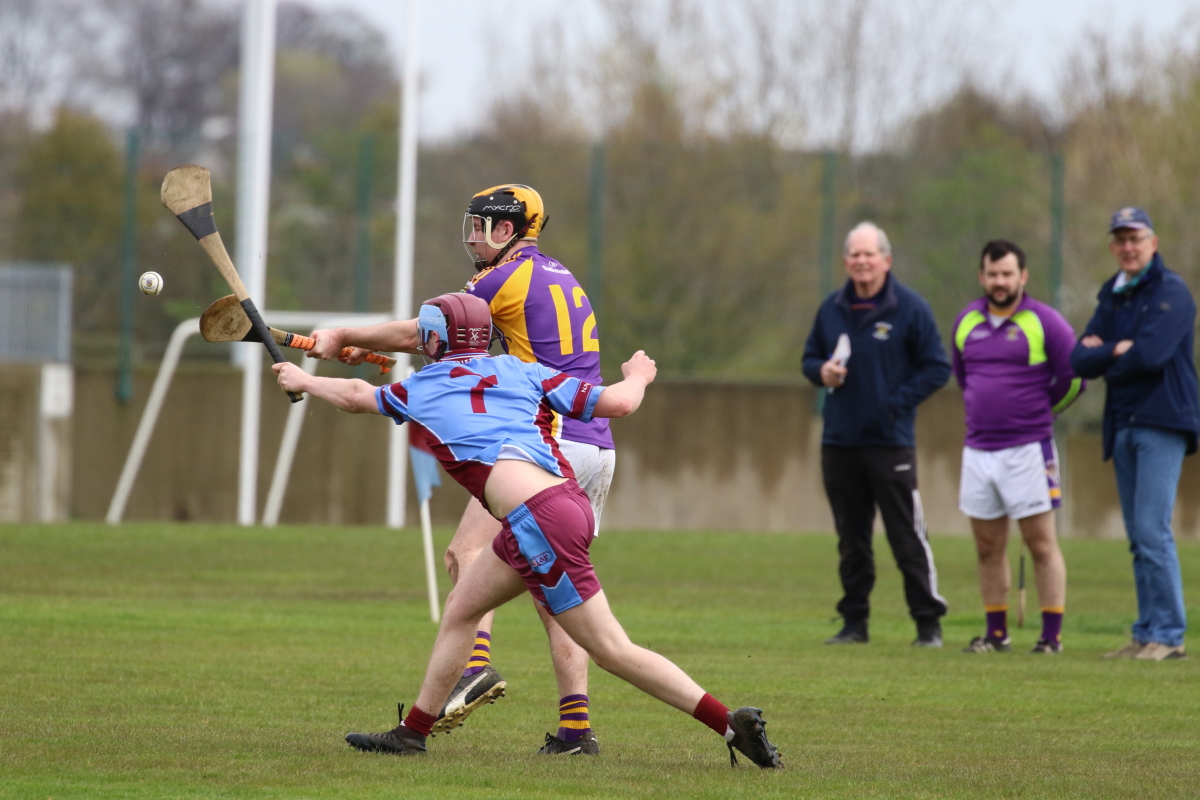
[296, 0, 1199, 141]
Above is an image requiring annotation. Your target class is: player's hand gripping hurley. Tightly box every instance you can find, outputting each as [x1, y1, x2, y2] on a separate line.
[161, 164, 302, 403]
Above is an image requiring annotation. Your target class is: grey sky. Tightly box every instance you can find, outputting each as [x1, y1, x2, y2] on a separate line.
[298, 0, 1198, 141]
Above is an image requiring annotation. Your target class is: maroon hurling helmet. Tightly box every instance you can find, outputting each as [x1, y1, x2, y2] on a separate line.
[417, 292, 493, 360]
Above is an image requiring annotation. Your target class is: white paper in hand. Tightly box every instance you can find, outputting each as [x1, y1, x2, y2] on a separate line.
[828, 333, 851, 394]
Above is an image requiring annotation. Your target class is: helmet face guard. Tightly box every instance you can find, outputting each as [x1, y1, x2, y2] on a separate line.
[462, 214, 518, 272]
[417, 303, 450, 361]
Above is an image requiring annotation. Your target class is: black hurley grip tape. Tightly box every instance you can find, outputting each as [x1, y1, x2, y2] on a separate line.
[240, 298, 303, 403]
[176, 202, 218, 239]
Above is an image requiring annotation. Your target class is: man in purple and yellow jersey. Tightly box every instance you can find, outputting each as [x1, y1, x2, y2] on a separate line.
[306, 185, 610, 754]
[952, 239, 1084, 655]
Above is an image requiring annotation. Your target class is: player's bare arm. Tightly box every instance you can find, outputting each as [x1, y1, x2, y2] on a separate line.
[273, 362, 379, 413]
[307, 319, 422, 363]
[593, 351, 657, 418]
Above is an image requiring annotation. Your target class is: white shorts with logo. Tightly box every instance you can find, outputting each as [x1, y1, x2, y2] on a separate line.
[556, 439, 616, 535]
[959, 439, 1061, 521]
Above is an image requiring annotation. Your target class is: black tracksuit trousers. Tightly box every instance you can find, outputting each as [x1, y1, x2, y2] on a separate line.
[821, 445, 948, 623]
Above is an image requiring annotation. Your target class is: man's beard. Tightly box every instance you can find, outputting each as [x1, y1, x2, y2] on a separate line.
[988, 289, 1018, 308]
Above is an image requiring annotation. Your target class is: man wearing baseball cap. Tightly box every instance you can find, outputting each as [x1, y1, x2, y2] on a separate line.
[1071, 207, 1199, 661]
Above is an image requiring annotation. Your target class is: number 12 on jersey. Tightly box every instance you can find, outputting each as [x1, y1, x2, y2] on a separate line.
[548, 284, 599, 355]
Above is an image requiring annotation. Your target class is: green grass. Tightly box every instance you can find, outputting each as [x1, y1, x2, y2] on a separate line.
[1, 524, 1197, 799]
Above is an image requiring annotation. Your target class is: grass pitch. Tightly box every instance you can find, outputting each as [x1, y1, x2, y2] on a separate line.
[1, 523, 1197, 799]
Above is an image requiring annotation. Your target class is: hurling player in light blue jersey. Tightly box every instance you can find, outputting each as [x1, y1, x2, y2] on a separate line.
[304, 185, 610, 751]
[273, 293, 780, 769]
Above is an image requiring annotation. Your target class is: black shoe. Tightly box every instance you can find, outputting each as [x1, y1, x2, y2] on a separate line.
[962, 634, 1012, 653]
[913, 617, 943, 648]
[1030, 638, 1062, 654]
[431, 665, 507, 734]
[345, 704, 428, 755]
[537, 730, 600, 755]
[824, 619, 868, 644]
[726, 707, 782, 769]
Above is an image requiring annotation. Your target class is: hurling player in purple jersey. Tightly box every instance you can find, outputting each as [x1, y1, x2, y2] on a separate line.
[273, 293, 780, 769]
[952, 240, 1083, 655]
[304, 185, 614, 753]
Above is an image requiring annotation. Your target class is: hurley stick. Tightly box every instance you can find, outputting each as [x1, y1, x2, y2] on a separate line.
[200, 294, 396, 374]
[161, 164, 301, 403]
[1017, 539, 1027, 628]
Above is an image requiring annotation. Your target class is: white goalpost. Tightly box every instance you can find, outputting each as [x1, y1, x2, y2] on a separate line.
[230, 0, 422, 530]
[234, 0, 277, 527]
[387, 0, 422, 530]
[106, 0, 434, 619]
[103, 309, 388, 527]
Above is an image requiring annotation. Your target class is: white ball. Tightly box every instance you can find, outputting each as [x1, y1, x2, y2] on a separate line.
[139, 271, 163, 296]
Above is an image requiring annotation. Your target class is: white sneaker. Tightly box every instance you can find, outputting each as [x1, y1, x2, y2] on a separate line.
[1103, 639, 1145, 658]
[1134, 642, 1186, 661]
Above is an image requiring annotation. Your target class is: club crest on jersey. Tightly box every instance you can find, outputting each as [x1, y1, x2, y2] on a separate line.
[872, 322, 893, 341]
[1006, 326, 1020, 341]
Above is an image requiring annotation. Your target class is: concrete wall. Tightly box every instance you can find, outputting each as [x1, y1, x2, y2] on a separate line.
[0, 364, 72, 521]
[602, 381, 1158, 539]
[74, 365, 390, 525]
[49, 365, 1200, 537]
[0, 366, 39, 520]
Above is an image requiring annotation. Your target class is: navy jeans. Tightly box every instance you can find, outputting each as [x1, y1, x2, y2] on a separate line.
[1112, 426, 1188, 646]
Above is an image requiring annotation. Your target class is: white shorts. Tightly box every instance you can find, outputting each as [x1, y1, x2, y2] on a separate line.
[959, 439, 1061, 521]
[556, 439, 615, 534]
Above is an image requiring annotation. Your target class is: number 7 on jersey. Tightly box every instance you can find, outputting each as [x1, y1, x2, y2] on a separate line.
[449, 366, 498, 413]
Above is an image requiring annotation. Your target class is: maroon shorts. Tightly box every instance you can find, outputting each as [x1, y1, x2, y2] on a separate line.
[492, 480, 600, 615]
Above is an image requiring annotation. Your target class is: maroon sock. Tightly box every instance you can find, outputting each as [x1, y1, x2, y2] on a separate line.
[403, 704, 437, 737]
[692, 693, 732, 738]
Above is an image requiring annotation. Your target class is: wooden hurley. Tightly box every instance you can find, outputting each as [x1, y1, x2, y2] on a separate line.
[200, 295, 396, 375]
[161, 164, 302, 403]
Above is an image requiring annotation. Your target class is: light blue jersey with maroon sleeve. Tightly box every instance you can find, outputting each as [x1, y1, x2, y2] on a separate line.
[375, 350, 605, 507]
[464, 246, 614, 449]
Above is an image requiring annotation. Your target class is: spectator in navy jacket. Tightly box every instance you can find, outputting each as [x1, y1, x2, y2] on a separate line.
[1071, 207, 1199, 662]
[803, 222, 952, 648]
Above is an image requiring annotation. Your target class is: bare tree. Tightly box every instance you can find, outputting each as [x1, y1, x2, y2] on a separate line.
[0, 0, 88, 118]
[79, 0, 238, 142]
[500, 0, 998, 152]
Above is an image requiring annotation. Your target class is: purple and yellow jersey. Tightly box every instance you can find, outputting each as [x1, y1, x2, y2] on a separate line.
[952, 294, 1085, 451]
[465, 246, 613, 449]
[375, 351, 604, 508]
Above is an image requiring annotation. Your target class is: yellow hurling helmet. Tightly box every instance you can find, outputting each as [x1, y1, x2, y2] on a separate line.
[463, 184, 548, 269]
